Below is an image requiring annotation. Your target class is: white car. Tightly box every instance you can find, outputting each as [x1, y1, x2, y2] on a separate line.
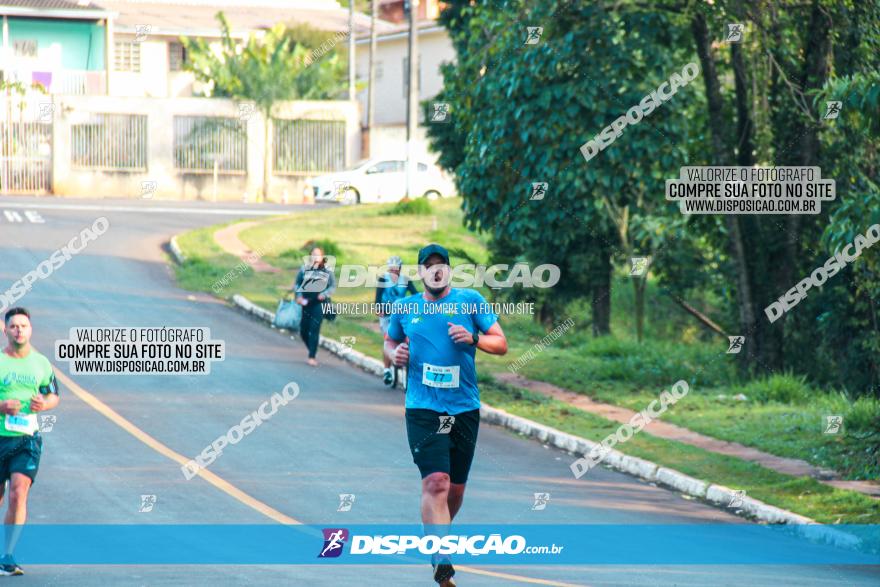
[305, 159, 455, 205]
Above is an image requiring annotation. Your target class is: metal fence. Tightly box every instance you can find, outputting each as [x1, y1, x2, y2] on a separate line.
[273, 118, 346, 174]
[174, 116, 247, 173]
[55, 70, 106, 96]
[0, 119, 52, 193]
[71, 113, 148, 171]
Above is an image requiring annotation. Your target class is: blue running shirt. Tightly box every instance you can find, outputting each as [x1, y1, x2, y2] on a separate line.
[387, 288, 498, 415]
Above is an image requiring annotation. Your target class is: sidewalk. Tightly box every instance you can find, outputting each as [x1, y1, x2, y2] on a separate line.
[213, 221, 282, 273]
[494, 371, 880, 498]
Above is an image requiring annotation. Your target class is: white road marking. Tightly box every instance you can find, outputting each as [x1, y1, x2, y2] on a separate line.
[0, 202, 295, 216]
[24, 210, 45, 223]
[3, 210, 23, 222]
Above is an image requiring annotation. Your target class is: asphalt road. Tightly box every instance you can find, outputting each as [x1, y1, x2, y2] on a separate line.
[0, 195, 876, 586]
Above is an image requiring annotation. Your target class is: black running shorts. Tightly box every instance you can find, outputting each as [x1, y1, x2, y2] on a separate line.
[0, 434, 42, 484]
[405, 408, 479, 484]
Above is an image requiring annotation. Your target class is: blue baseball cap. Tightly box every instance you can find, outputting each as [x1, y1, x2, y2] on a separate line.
[417, 243, 450, 266]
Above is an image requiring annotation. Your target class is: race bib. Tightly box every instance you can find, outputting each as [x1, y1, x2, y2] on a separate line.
[4, 413, 37, 435]
[422, 364, 460, 389]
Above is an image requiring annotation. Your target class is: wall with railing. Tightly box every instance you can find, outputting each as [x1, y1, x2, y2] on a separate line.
[47, 95, 360, 201]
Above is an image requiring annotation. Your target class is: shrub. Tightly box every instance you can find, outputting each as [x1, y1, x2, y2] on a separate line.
[381, 197, 432, 216]
[742, 374, 813, 404]
[279, 239, 343, 261]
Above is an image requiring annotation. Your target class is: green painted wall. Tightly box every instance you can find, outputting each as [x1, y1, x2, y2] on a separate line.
[8, 18, 105, 70]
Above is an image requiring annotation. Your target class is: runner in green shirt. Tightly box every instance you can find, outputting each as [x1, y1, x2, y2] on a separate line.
[0, 308, 60, 576]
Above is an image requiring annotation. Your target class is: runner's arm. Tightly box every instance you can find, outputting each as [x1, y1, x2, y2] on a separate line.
[383, 303, 408, 366]
[30, 374, 60, 412]
[384, 334, 407, 366]
[475, 323, 507, 355]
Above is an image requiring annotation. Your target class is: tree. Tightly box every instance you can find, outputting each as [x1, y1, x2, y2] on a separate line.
[183, 14, 346, 202]
[430, 0, 880, 393]
[428, 1, 693, 335]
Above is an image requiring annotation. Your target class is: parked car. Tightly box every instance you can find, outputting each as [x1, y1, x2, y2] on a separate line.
[304, 159, 456, 205]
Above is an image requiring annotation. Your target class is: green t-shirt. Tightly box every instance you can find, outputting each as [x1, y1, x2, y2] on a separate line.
[0, 350, 57, 436]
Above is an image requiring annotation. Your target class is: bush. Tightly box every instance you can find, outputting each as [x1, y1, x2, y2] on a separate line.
[381, 198, 432, 216]
[279, 239, 343, 261]
[741, 374, 813, 404]
[845, 395, 880, 435]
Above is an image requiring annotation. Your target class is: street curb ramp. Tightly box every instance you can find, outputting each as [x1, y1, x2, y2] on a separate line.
[166, 240, 860, 548]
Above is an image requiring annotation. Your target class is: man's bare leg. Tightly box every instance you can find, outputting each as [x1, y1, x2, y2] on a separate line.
[447, 483, 465, 521]
[421, 472, 451, 527]
[4, 474, 30, 557]
[421, 473, 459, 585]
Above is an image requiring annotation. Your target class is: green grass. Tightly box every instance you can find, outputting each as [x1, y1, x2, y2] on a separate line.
[481, 381, 880, 524]
[379, 197, 434, 216]
[171, 198, 879, 522]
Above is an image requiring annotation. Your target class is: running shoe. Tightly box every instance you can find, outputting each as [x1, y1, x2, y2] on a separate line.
[432, 559, 456, 586]
[0, 555, 23, 576]
[383, 368, 393, 386]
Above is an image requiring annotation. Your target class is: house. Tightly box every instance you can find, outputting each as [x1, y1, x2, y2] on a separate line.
[355, 19, 453, 127]
[0, 0, 115, 94]
[354, 0, 455, 161]
[377, 0, 443, 23]
[0, 0, 456, 199]
[98, 0, 396, 98]
[0, 0, 396, 97]
[0, 0, 383, 198]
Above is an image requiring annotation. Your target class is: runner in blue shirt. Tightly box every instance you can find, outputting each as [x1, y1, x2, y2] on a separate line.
[375, 255, 417, 385]
[384, 243, 508, 587]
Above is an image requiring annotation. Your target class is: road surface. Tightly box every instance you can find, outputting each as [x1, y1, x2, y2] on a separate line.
[0, 195, 876, 586]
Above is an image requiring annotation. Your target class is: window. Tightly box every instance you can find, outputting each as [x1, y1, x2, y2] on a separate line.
[114, 41, 141, 72]
[418, 163, 428, 172]
[375, 60, 384, 80]
[370, 160, 404, 173]
[13, 40, 37, 58]
[169, 42, 187, 72]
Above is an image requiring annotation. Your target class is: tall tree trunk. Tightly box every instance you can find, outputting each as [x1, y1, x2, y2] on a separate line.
[732, 44, 754, 167]
[763, 0, 832, 370]
[633, 277, 645, 342]
[591, 243, 612, 336]
[691, 12, 758, 369]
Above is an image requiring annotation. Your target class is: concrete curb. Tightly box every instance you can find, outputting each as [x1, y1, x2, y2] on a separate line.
[231, 294, 390, 381]
[168, 236, 187, 264]
[224, 290, 862, 546]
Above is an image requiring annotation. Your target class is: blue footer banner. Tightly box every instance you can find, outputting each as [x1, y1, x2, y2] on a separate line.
[12, 524, 880, 565]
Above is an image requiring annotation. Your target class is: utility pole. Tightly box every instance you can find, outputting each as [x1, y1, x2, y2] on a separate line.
[348, 0, 356, 101]
[405, 0, 419, 199]
[366, 0, 378, 158]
